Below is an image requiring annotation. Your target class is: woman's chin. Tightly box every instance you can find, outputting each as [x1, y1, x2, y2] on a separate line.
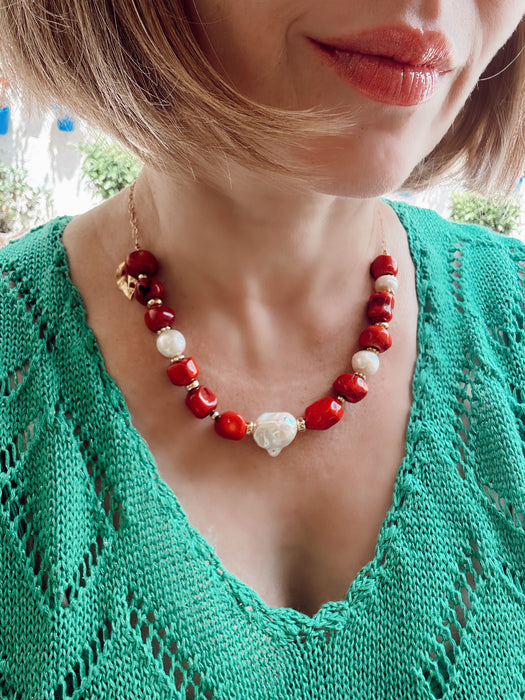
[286, 134, 421, 198]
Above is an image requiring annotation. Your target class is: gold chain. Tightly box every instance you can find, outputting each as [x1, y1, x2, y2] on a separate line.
[128, 180, 140, 251]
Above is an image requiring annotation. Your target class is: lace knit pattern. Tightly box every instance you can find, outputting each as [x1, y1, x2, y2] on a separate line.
[0, 201, 524, 699]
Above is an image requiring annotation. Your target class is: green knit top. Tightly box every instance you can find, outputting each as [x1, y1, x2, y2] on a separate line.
[0, 201, 524, 699]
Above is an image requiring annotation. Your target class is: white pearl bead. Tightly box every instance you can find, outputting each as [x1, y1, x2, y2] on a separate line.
[375, 274, 399, 293]
[253, 412, 298, 457]
[156, 328, 186, 358]
[352, 350, 379, 377]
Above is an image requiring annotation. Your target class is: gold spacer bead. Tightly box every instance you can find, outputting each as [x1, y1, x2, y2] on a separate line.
[337, 395, 346, 404]
[378, 322, 389, 329]
[156, 325, 171, 334]
[209, 411, 220, 421]
[147, 298, 163, 308]
[169, 354, 185, 363]
[138, 273, 148, 281]
[354, 371, 366, 380]
[245, 421, 255, 435]
[297, 417, 306, 432]
[366, 346, 380, 355]
[185, 380, 200, 392]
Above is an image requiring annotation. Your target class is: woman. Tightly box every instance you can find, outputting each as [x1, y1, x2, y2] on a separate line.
[0, 1, 524, 697]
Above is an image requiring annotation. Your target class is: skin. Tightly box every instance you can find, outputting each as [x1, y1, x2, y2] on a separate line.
[185, 0, 524, 195]
[62, 1, 524, 616]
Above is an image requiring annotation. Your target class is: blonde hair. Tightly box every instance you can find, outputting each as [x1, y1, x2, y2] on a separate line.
[0, 1, 524, 192]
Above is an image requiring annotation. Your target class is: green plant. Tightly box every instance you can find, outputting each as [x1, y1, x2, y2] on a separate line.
[0, 164, 52, 236]
[77, 137, 142, 200]
[449, 191, 521, 236]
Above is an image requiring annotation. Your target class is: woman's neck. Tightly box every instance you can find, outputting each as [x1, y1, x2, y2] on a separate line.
[136, 165, 392, 319]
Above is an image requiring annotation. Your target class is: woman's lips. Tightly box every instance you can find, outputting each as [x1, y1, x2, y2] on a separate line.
[309, 27, 454, 107]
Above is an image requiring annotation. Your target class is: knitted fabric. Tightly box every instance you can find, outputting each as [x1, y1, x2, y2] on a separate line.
[0, 201, 524, 699]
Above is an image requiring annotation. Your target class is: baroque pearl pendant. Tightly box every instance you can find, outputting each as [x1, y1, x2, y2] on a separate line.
[253, 412, 298, 457]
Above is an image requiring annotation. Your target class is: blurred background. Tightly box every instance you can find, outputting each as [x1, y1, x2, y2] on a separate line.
[1, 84, 524, 244]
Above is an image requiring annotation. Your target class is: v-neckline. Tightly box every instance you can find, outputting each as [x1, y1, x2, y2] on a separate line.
[51, 199, 430, 635]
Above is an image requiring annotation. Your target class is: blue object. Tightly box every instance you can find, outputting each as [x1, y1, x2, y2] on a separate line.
[0, 105, 10, 135]
[57, 114, 74, 132]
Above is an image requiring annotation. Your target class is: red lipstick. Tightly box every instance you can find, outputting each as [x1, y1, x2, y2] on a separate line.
[310, 27, 453, 106]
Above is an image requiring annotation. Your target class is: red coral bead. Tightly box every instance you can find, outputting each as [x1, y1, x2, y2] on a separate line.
[304, 397, 344, 430]
[144, 305, 176, 332]
[214, 411, 247, 441]
[359, 324, 392, 352]
[135, 277, 165, 305]
[370, 254, 398, 279]
[125, 249, 159, 278]
[185, 386, 218, 418]
[367, 292, 395, 323]
[333, 374, 369, 403]
[167, 357, 199, 386]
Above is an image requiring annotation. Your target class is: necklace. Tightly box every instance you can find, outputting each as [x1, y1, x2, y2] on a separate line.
[116, 181, 399, 457]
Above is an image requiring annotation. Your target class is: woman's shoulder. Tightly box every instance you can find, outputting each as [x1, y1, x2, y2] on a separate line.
[390, 199, 525, 303]
[392, 200, 524, 384]
[0, 216, 75, 407]
[1, 216, 75, 325]
[389, 197, 525, 251]
[0, 215, 73, 275]
[1, 215, 74, 300]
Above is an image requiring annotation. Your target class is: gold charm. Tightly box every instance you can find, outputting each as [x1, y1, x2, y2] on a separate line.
[115, 260, 138, 300]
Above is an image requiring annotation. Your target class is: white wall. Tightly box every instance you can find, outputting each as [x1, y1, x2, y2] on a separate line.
[0, 97, 99, 220]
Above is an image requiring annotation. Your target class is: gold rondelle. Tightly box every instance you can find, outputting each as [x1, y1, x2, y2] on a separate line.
[354, 371, 367, 380]
[297, 417, 306, 432]
[147, 298, 163, 308]
[169, 354, 185, 363]
[185, 380, 200, 392]
[246, 421, 255, 435]
[209, 411, 220, 421]
[367, 346, 380, 355]
[337, 395, 346, 404]
[156, 325, 172, 334]
[378, 322, 389, 329]
[138, 273, 148, 280]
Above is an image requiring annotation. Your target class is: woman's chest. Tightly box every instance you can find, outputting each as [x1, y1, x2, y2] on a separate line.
[149, 394, 412, 616]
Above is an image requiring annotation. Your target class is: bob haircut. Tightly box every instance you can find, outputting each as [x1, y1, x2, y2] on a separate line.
[0, 1, 524, 193]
